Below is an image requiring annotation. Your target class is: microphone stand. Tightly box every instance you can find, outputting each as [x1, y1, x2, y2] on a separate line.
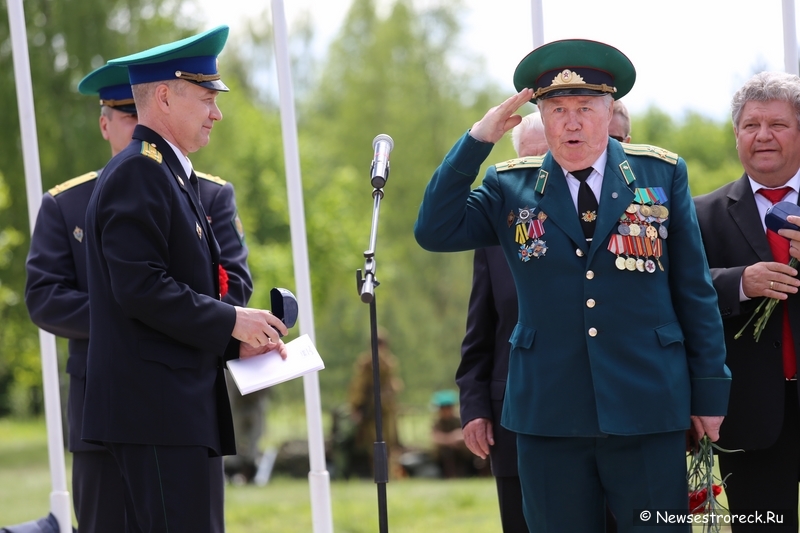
[356, 183, 389, 533]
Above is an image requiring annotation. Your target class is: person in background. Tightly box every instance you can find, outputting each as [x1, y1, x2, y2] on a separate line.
[347, 328, 403, 478]
[25, 62, 250, 532]
[80, 26, 287, 532]
[415, 39, 730, 532]
[695, 71, 800, 531]
[609, 99, 631, 143]
[430, 389, 482, 478]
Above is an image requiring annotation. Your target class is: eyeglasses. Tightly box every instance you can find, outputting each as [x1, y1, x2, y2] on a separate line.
[610, 135, 625, 142]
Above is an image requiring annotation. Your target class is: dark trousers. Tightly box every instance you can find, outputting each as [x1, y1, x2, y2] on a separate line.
[106, 443, 224, 533]
[496, 475, 530, 533]
[718, 381, 800, 532]
[517, 431, 688, 533]
[73, 448, 225, 532]
[73, 450, 127, 533]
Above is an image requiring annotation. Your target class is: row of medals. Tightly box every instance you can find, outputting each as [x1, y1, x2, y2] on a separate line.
[613, 202, 669, 273]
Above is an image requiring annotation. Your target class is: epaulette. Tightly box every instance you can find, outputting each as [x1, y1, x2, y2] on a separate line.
[495, 155, 545, 172]
[140, 141, 163, 163]
[621, 143, 678, 165]
[196, 171, 227, 186]
[48, 171, 98, 196]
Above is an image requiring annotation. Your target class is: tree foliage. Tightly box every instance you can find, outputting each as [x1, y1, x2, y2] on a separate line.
[0, 0, 748, 417]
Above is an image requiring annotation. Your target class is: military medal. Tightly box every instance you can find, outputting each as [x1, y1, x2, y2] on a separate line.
[618, 223, 630, 236]
[530, 239, 548, 258]
[513, 206, 548, 261]
[608, 235, 627, 270]
[625, 257, 637, 271]
[645, 225, 658, 240]
[628, 223, 641, 237]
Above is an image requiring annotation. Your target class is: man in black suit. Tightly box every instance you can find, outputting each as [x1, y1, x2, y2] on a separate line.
[458, 112, 546, 533]
[81, 26, 287, 532]
[694, 70, 800, 531]
[25, 62, 252, 532]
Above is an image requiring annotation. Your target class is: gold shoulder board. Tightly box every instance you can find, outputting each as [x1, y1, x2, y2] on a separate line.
[140, 141, 163, 163]
[621, 143, 678, 165]
[195, 170, 227, 186]
[496, 155, 545, 172]
[49, 171, 98, 196]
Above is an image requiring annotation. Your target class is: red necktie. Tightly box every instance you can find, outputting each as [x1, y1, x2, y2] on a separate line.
[757, 187, 796, 379]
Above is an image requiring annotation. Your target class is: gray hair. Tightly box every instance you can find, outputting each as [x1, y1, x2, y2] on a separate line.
[731, 71, 800, 130]
[612, 100, 631, 137]
[511, 112, 545, 155]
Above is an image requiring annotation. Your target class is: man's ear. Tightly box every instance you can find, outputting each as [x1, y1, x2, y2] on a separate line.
[99, 114, 110, 141]
[154, 83, 171, 113]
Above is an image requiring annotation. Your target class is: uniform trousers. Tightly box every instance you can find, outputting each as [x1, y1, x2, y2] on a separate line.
[105, 443, 225, 533]
[517, 431, 688, 532]
[717, 381, 800, 532]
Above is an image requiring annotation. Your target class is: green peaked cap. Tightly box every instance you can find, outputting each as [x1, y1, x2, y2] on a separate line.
[514, 39, 635, 102]
[77, 64, 137, 114]
[108, 25, 230, 92]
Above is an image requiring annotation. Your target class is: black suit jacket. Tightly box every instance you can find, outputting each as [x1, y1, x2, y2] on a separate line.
[25, 164, 252, 453]
[695, 174, 800, 450]
[83, 125, 241, 455]
[457, 246, 519, 477]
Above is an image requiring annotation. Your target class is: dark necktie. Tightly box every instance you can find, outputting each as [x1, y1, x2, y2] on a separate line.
[757, 186, 796, 379]
[572, 167, 598, 240]
[189, 170, 200, 197]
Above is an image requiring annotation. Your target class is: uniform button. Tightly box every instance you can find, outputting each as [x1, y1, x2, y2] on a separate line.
[586, 270, 594, 280]
[586, 299, 596, 308]
[588, 327, 598, 337]
[576, 248, 584, 257]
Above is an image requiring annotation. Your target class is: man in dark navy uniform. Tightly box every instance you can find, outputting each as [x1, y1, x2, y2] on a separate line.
[415, 39, 730, 532]
[25, 60, 252, 531]
[79, 26, 287, 532]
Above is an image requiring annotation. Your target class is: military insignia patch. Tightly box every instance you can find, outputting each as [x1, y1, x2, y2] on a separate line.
[73, 226, 83, 243]
[231, 211, 245, 245]
[140, 141, 163, 163]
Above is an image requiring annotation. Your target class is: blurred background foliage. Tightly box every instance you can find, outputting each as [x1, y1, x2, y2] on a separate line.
[0, 0, 740, 418]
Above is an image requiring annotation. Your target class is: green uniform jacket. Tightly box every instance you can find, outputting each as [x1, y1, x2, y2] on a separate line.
[414, 132, 730, 437]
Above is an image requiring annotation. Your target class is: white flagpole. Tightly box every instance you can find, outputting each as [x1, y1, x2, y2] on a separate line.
[530, 0, 544, 48]
[270, 1, 334, 532]
[783, 0, 798, 75]
[7, 0, 72, 531]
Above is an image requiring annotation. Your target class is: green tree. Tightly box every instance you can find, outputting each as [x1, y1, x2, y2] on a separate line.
[0, 0, 202, 414]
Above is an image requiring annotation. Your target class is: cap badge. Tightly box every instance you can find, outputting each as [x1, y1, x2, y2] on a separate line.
[553, 69, 583, 85]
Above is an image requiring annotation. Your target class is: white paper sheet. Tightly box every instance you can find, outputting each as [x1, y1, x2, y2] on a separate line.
[226, 334, 324, 394]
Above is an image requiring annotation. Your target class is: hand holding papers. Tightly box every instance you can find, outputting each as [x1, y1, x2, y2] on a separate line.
[227, 334, 324, 394]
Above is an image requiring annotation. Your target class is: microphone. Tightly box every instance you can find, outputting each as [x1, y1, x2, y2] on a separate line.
[370, 134, 394, 188]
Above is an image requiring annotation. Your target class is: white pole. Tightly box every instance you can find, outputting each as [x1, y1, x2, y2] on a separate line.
[270, 1, 334, 532]
[7, 1, 72, 531]
[783, 0, 799, 75]
[530, 0, 544, 48]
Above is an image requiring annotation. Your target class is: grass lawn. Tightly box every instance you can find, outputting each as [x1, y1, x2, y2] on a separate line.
[0, 417, 503, 532]
[0, 415, 744, 532]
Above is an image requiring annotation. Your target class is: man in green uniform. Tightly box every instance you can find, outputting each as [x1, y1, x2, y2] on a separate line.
[414, 39, 730, 532]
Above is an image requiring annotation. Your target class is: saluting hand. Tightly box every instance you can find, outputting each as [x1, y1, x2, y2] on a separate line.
[232, 307, 289, 359]
[469, 88, 534, 145]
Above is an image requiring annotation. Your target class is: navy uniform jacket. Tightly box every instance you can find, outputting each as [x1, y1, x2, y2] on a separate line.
[695, 175, 800, 450]
[458, 246, 519, 477]
[82, 124, 242, 455]
[25, 159, 252, 453]
[415, 132, 730, 437]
